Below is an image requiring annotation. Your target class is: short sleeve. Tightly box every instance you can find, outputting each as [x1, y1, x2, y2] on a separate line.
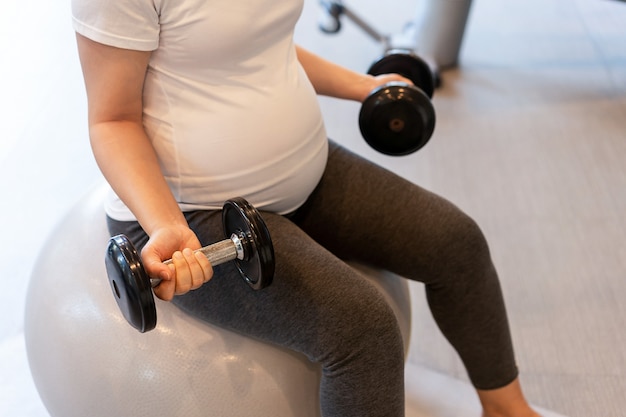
[72, 0, 160, 51]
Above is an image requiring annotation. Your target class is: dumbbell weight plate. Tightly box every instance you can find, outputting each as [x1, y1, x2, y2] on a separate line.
[368, 51, 435, 98]
[359, 82, 436, 156]
[222, 197, 274, 290]
[105, 234, 156, 333]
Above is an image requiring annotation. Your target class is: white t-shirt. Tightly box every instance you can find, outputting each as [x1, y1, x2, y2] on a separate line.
[72, 0, 328, 220]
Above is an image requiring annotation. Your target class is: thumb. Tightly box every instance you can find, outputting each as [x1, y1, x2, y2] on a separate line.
[142, 250, 173, 281]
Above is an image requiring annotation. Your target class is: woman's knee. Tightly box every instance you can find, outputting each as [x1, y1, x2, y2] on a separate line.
[414, 204, 500, 297]
[312, 282, 404, 366]
[374, 193, 494, 286]
[443, 210, 492, 269]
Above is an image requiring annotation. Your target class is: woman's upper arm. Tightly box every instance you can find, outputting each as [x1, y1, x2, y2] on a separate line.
[75, 33, 152, 125]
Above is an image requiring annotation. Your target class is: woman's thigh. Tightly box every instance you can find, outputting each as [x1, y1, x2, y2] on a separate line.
[172, 210, 403, 365]
[291, 141, 493, 285]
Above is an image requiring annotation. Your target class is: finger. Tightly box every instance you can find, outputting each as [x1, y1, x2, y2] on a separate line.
[376, 73, 413, 86]
[142, 250, 173, 281]
[194, 251, 214, 284]
[153, 264, 176, 301]
[171, 251, 192, 295]
[401, 76, 413, 85]
[182, 248, 205, 290]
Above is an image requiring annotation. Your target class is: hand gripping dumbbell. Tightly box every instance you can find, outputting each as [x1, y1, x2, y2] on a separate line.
[359, 50, 437, 156]
[105, 197, 275, 333]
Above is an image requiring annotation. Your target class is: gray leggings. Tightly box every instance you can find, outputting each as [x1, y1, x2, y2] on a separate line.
[107, 141, 518, 417]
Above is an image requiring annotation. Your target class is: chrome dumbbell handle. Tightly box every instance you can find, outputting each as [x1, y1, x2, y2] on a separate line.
[151, 234, 245, 288]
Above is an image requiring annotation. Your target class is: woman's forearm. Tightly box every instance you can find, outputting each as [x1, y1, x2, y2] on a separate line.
[295, 46, 377, 102]
[89, 120, 188, 236]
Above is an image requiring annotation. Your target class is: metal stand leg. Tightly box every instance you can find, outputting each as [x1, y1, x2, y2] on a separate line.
[409, 0, 473, 69]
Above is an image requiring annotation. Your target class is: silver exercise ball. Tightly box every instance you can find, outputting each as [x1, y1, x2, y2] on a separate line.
[24, 184, 411, 417]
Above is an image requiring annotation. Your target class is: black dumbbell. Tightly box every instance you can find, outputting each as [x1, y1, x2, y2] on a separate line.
[105, 197, 274, 333]
[359, 50, 437, 156]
